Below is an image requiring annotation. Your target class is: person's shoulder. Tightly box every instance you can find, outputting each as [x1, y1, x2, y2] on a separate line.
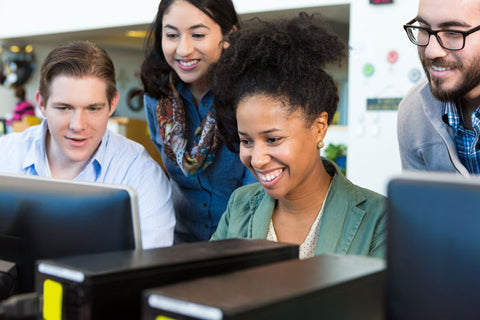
[104, 130, 162, 168]
[231, 182, 265, 199]
[144, 94, 159, 112]
[103, 130, 168, 183]
[0, 132, 21, 152]
[351, 183, 386, 219]
[1, 125, 40, 144]
[0, 125, 42, 167]
[330, 169, 385, 210]
[356, 184, 386, 206]
[106, 130, 145, 154]
[399, 77, 431, 109]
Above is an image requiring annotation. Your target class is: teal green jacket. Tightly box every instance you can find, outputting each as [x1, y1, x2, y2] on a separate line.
[211, 159, 386, 259]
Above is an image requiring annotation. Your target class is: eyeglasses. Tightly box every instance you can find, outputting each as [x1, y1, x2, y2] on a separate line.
[403, 18, 480, 51]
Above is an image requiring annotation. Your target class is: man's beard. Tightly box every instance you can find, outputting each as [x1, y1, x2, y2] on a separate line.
[421, 55, 480, 102]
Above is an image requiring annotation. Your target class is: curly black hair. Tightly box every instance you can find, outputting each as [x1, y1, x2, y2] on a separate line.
[209, 12, 347, 152]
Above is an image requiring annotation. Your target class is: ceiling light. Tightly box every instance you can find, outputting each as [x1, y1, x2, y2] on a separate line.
[9, 45, 20, 53]
[125, 30, 147, 38]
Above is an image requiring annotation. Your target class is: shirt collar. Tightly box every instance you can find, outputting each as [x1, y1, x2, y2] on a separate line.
[443, 100, 462, 130]
[82, 130, 109, 180]
[176, 81, 213, 104]
[23, 119, 49, 175]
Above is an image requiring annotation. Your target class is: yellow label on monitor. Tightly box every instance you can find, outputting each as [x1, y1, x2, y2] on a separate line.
[156, 316, 177, 320]
[43, 279, 63, 320]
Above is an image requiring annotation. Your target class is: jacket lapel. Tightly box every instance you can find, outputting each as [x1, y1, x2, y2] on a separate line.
[315, 163, 367, 255]
[250, 191, 275, 239]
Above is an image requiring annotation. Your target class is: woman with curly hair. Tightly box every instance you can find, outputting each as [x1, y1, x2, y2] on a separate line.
[141, 0, 256, 243]
[210, 13, 386, 259]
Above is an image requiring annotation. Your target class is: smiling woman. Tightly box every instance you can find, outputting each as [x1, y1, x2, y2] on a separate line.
[210, 13, 387, 259]
[141, 0, 256, 244]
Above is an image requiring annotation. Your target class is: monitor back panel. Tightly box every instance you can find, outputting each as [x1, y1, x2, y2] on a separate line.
[387, 174, 480, 320]
[0, 174, 138, 293]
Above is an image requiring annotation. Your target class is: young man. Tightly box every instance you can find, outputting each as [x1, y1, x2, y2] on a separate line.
[0, 41, 175, 249]
[398, 0, 480, 175]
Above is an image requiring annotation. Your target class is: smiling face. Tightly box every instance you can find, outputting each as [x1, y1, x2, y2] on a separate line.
[161, 0, 227, 91]
[237, 94, 328, 200]
[37, 75, 118, 175]
[418, 0, 480, 101]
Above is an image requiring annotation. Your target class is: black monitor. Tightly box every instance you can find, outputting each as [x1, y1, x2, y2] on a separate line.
[0, 173, 141, 297]
[387, 172, 480, 320]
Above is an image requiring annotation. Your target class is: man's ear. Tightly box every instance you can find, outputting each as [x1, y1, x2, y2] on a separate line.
[35, 91, 47, 117]
[108, 91, 120, 117]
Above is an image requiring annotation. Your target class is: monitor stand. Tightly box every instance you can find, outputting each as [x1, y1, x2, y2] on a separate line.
[0, 259, 17, 300]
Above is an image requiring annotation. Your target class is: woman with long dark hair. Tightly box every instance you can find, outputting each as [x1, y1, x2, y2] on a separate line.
[141, 0, 255, 243]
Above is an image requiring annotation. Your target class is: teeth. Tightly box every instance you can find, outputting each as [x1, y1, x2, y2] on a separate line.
[432, 65, 450, 72]
[257, 169, 283, 182]
[179, 60, 199, 66]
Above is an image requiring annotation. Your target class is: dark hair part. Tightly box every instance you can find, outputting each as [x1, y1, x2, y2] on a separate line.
[39, 41, 117, 105]
[14, 86, 26, 100]
[141, 0, 239, 99]
[210, 13, 347, 152]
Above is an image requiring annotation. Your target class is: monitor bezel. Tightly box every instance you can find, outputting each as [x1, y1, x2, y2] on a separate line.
[0, 172, 142, 250]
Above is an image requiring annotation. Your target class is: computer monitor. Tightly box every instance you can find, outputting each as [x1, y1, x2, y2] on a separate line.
[0, 173, 141, 297]
[387, 172, 480, 320]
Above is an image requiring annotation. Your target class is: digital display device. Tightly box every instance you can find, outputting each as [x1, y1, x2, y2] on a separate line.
[0, 173, 141, 297]
[387, 172, 480, 320]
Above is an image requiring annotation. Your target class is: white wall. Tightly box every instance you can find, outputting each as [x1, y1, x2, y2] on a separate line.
[0, 0, 350, 38]
[347, 0, 420, 195]
[0, 0, 158, 38]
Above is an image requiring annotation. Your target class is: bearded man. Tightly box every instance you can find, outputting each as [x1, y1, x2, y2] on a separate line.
[398, 0, 480, 174]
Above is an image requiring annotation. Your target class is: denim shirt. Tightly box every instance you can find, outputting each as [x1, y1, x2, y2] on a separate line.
[144, 82, 256, 243]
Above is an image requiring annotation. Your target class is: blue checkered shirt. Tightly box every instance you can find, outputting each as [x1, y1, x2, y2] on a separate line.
[443, 101, 480, 173]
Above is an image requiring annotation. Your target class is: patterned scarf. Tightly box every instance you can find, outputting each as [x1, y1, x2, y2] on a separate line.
[156, 76, 221, 176]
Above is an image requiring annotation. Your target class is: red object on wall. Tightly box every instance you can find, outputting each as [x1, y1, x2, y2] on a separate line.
[370, 0, 393, 4]
[387, 50, 399, 64]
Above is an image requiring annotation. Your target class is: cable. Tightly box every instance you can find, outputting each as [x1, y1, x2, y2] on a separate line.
[0, 292, 41, 319]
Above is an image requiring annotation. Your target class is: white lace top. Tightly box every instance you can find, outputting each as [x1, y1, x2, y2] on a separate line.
[266, 195, 328, 259]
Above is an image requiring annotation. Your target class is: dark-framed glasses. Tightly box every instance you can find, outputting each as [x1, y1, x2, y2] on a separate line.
[403, 18, 480, 51]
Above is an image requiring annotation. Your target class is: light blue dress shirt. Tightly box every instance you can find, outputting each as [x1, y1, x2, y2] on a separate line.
[145, 82, 256, 243]
[0, 120, 175, 249]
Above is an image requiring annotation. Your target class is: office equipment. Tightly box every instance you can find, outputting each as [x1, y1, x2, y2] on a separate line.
[143, 254, 385, 320]
[387, 172, 480, 320]
[35, 239, 298, 320]
[0, 173, 141, 297]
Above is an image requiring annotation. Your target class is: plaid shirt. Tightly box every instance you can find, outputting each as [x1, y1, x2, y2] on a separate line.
[443, 101, 480, 173]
